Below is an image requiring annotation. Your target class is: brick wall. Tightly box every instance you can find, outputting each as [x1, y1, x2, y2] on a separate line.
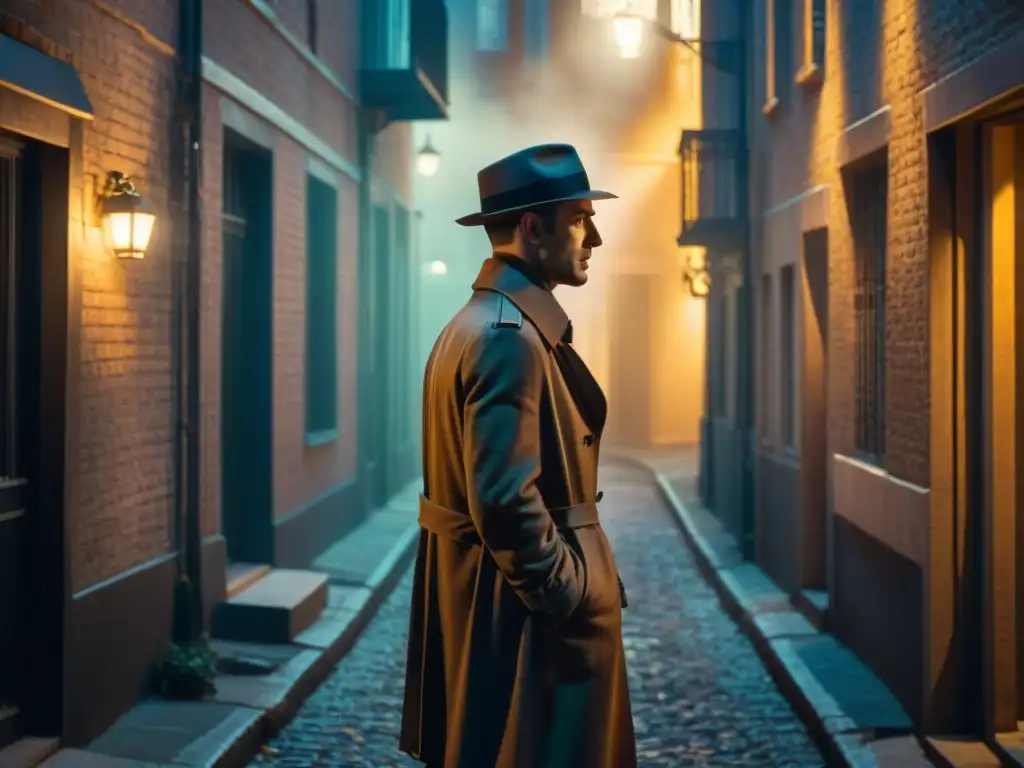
[0, 0, 180, 593]
[748, 0, 1024, 720]
[200, 0, 365, 530]
[752, 0, 1024, 488]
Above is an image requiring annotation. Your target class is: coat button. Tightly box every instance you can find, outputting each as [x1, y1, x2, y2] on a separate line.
[582, 434, 594, 446]
[595, 491, 603, 502]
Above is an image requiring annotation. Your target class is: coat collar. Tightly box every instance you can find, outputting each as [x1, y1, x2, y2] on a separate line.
[472, 254, 570, 348]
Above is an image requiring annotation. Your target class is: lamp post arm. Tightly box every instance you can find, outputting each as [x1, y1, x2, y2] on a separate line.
[639, 18, 740, 75]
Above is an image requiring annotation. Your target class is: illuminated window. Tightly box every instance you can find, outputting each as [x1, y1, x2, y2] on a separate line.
[477, 0, 509, 52]
[797, 0, 825, 84]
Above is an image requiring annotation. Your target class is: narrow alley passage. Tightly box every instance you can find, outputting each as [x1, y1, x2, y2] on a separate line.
[252, 462, 825, 767]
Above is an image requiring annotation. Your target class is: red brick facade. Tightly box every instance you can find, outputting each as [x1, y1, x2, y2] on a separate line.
[745, 0, 1024, 728]
[0, 0, 180, 592]
[0, 0, 416, 746]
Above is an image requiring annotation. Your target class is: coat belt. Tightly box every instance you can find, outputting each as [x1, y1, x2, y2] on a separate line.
[418, 494, 599, 547]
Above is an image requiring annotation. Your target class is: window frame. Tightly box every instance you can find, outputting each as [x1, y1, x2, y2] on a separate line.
[795, 0, 825, 87]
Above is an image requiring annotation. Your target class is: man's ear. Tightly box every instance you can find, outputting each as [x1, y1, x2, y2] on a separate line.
[518, 213, 541, 246]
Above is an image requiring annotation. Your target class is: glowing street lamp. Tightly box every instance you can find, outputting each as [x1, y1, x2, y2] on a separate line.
[100, 171, 156, 260]
[613, 12, 645, 59]
[416, 136, 441, 178]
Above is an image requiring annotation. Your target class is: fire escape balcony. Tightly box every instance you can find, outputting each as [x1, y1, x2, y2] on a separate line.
[677, 128, 744, 251]
[360, 0, 450, 122]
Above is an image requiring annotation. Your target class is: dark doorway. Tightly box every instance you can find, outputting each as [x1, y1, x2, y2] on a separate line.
[221, 129, 273, 565]
[606, 274, 651, 447]
[800, 229, 829, 593]
[0, 131, 68, 747]
[369, 204, 391, 507]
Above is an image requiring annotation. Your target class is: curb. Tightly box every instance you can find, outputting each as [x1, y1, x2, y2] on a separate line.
[611, 454, 929, 768]
[219, 523, 420, 767]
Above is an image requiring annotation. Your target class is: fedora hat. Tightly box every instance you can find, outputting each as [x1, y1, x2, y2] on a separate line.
[456, 143, 617, 227]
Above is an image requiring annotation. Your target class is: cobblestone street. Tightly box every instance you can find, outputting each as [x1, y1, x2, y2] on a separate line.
[252, 462, 825, 767]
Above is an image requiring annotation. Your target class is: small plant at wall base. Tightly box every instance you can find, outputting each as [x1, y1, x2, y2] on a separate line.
[151, 637, 219, 699]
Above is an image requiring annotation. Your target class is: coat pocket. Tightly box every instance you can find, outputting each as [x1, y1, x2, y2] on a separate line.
[565, 525, 622, 622]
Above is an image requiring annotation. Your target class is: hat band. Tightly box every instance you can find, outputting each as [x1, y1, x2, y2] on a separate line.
[480, 171, 591, 216]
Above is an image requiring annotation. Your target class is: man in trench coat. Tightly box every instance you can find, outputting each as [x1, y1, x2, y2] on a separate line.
[399, 144, 637, 768]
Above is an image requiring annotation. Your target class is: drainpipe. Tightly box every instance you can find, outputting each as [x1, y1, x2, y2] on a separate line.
[171, 0, 205, 643]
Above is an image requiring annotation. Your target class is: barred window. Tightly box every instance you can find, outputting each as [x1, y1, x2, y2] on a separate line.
[849, 155, 888, 461]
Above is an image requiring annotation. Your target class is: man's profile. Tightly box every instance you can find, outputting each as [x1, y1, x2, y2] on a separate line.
[399, 144, 637, 768]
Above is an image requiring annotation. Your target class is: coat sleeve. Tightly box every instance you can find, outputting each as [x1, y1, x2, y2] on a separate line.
[460, 323, 585, 618]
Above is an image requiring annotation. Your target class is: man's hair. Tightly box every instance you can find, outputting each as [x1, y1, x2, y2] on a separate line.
[483, 202, 560, 247]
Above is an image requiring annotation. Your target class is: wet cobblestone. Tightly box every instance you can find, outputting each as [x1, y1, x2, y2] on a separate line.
[253, 462, 825, 767]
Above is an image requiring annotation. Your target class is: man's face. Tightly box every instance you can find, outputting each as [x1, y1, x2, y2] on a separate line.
[529, 200, 603, 288]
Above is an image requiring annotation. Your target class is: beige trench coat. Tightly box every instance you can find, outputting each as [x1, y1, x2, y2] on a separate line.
[399, 255, 636, 768]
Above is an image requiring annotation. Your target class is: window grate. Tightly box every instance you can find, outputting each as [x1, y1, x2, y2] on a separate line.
[850, 157, 887, 462]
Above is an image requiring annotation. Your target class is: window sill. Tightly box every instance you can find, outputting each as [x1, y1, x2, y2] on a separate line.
[795, 62, 822, 88]
[305, 428, 338, 448]
[762, 96, 780, 116]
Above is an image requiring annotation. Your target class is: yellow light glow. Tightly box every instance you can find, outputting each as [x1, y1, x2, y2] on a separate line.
[105, 210, 155, 260]
[614, 14, 644, 59]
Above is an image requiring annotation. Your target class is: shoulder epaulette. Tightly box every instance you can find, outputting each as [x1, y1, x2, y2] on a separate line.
[492, 294, 523, 329]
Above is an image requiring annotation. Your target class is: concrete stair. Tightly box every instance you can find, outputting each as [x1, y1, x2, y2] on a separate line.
[212, 569, 328, 644]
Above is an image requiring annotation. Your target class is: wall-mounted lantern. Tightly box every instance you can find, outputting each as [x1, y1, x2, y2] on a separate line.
[416, 136, 441, 178]
[100, 171, 156, 260]
[683, 251, 710, 298]
[613, 12, 645, 59]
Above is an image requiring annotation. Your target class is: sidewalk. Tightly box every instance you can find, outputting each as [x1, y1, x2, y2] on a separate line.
[610, 445, 939, 768]
[33, 479, 423, 768]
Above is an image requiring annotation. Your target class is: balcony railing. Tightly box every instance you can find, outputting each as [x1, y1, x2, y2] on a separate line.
[360, 0, 449, 122]
[678, 129, 744, 249]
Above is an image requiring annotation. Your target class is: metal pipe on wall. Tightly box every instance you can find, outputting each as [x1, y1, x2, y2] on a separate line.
[172, 0, 204, 643]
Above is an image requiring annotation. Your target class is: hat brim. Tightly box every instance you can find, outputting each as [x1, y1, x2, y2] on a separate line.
[455, 189, 618, 227]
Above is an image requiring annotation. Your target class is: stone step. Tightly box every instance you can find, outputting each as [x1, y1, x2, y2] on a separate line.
[225, 562, 272, 599]
[212, 569, 328, 644]
[0, 736, 60, 768]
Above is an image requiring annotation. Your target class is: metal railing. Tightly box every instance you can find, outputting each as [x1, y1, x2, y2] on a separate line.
[850, 158, 888, 462]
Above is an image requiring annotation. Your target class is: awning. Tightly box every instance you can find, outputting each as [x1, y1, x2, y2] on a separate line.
[0, 33, 93, 120]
